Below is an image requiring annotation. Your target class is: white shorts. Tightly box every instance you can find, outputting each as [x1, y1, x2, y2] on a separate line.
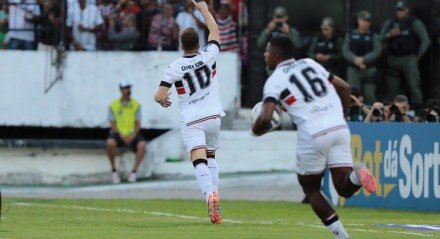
[295, 127, 353, 175]
[181, 117, 221, 152]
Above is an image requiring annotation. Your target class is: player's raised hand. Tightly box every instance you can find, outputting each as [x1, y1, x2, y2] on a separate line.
[191, 0, 208, 11]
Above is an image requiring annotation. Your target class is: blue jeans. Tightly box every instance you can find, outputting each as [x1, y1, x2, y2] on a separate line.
[8, 38, 35, 50]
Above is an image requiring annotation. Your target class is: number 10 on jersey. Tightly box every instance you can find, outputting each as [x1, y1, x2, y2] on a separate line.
[183, 65, 212, 96]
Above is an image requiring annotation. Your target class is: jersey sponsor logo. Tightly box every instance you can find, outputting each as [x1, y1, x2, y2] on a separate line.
[189, 91, 210, 105]
[310, 103, 334, 114]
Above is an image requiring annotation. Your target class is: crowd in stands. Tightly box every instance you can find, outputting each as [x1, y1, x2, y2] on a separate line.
[0, 0, 244, 52]
[0, 0, 438, 122]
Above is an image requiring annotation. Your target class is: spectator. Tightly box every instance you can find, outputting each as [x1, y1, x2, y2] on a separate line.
[108, 13, 139, 50]
[34, 0, 62, 50]
[167, 0, 184, 17]
[175, 0, 206, 50]
[0, 1, 7, 49]
[115, 0, 141, 18]
[7, 0, 41, 50]
[216, 3, 238, 52]
[67, 0, 95, 7]
[347, 87, 370, 122]
[96, 0, 115, 50]
[380, 0, 430, 106]
[256, 6, 301, 50]
[425, 98, 440, 112]
[135, 0, 159, 50]
[107, 80, 147, 183]
[146, 2, 177, 51]
[66, 0, 104, 51]
[342, 10, 381, 105]
[308, 17, 342, 75]
[97, 0, 114, 17]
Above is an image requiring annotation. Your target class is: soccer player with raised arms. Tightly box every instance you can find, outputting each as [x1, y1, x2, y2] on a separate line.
[154, 0, 223, 225]
[252, 36, 377, 238]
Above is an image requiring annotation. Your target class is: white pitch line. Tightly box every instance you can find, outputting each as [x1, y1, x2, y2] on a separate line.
[388, 231, 435, 237]
[12, 202, 438, 237]
[13, 202, 243, 224]
[297, 222, 436, 238]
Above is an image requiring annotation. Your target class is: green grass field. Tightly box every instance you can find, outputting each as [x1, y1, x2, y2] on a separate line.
[0, 198, 439, 239]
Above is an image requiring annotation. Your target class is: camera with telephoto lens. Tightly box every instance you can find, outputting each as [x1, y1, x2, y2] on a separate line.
[418, 109, 438, 122]
[389, 104, 400, 115]
[389, 104, 405, 121]
[426, 114, 438, 122]
[372, 108, 383, 117]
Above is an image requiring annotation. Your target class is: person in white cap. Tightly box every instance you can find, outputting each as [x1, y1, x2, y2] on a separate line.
[107, 80, 147, 183]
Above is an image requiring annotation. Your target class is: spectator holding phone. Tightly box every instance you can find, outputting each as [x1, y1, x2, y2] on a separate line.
[256, 6, 301, 50]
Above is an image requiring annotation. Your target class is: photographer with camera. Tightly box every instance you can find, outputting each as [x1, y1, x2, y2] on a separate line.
[347, 87, 370, 122]
[415, 98, 440, 123]
[388, 94, 412, 122]
[364, 102, 386, 122]
[257, 6, 302, 51]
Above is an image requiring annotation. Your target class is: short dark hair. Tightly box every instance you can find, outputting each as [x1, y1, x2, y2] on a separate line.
[181, 28, 199, 51]
[426, 98, 440, 109]
[394, 94, 408, 103]
[268, 36, 295, 59]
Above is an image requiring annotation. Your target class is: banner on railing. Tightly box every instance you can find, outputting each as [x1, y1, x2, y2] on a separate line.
[323, 123, 440, 211]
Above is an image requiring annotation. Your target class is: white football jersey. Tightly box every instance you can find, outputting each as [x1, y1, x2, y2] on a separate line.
[263, 58, 347, 136]
[161, 41, 225, 125]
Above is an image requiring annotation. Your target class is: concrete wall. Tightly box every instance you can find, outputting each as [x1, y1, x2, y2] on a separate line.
[0, 130, 297, 185]
[147, 129, 297, 178]
[0, 51, 240, 129]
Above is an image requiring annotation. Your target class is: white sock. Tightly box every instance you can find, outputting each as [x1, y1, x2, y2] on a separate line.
[327, 218, 350, 239]
[194, 163, 213, 203]
[207, 158, 219, 193]
[349, 171, 361, 186]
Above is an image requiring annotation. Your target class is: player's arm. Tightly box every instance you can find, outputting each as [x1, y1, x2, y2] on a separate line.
[331, 75, 351, 116]
[154, 85, 172, 108]
[252, 100, 277, 136]
[192, 0, 219, 43]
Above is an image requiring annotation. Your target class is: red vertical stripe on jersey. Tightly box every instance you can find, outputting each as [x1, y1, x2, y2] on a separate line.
[212, 69, 217, 78]
[176, 87, 186, 95]
[284, 96, 296, 105]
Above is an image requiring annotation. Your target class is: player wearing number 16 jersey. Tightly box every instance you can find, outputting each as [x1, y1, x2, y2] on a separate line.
[154, 0, 223, 224]
[251, 36, 377, 239]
